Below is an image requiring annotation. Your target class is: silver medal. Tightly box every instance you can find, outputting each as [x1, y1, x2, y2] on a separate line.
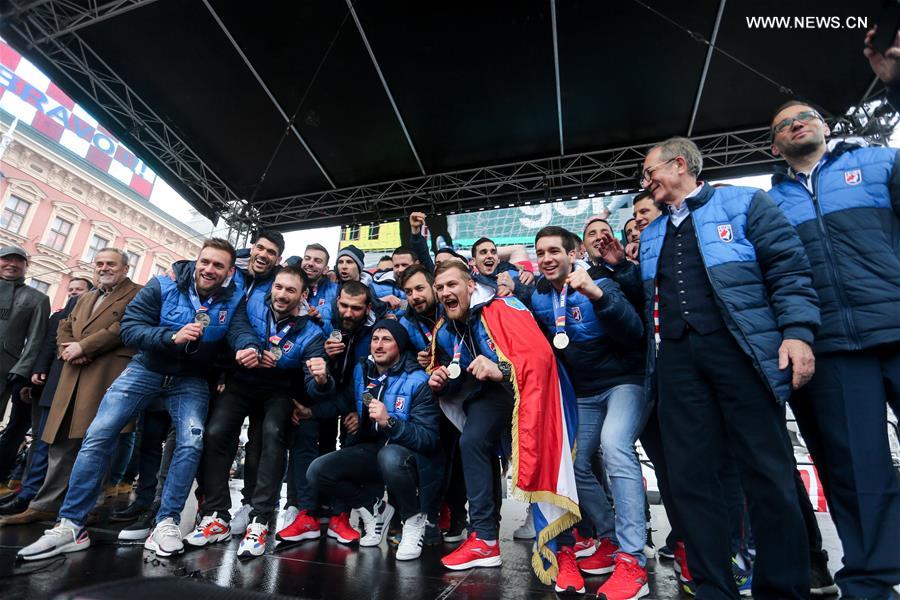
[270, 346, 283, 360]
[329, 330, 343, 342]
[553, 332, 570, 350]
[194, 312, 211, 327]
[448, 362, 462, 379]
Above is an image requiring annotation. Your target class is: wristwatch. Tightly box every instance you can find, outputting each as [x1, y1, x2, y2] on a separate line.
[497, 360, 513, 382]
[170, 332, 178, 345]
[385, 416, 398, 429]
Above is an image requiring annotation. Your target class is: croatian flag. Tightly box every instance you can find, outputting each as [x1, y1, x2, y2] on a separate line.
[481, 297, 580, 585]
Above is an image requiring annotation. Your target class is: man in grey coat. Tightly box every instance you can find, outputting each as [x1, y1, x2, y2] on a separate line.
[0, 245, 50, 422]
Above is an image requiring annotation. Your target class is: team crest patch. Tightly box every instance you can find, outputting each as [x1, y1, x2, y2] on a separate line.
[282, 341, 293, 353]
[318, 298, 326, 306]
[717, 224, 734, 243]
[486, 338, 496, 352]
[568, 306, 583, 322]
[394, 397, 405, 411]
[218, 310, 228, 324]
[844, 169, 862, 185]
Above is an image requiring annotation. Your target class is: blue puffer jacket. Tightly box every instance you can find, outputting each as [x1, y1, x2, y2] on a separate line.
[528, 267, 644, 395]
[400, 305, 442, 352]
[638, 184, 820, 403]
[769, 143, 900, 354]
[307, 277, 339, 328]
[371, 270, 407, 317]
[120, 261, 260, 377]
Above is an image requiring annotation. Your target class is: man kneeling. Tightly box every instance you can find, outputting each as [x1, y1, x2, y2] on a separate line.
[303, 319, 440, 560]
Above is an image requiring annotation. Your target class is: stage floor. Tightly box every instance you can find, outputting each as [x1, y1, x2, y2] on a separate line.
[0, 481, 847, 600]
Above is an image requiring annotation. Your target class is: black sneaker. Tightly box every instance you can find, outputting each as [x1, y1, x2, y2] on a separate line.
[442, 514, 467, 543]
[658, 544, 675, 560]
[0, 493, 29, 516]
[110, 502, 151, 523]
[810, 550, 839, 596]
[118, 505, 157, 541]
[423, 522, 443, 546]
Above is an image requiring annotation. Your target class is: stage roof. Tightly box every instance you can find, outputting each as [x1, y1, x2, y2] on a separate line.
[0, 0, 889, 230]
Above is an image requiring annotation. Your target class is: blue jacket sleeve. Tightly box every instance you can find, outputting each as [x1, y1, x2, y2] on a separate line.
[889, 149, 900, 218]
[302, 335, 335, 402]
[410, 233, 435, 273]
[604, 261, 644, 312]
[225, 298, 262, 352]
[120, 278, 175, 352]
[745, 190, 820, 343]
[592, 278, 644, 347]
[387, 381, 439, 453]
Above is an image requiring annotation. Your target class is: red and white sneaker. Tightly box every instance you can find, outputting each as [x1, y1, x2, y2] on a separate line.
[573, 529, 597, 558]
[276, 509, 322, 542]
[237, 518, 268, 558]
[577, 537, 618, 574]
[327, 512, 360, 544]
[554, 546, 586, 594]
[673, 542, 696, 594]
[441, 532, 501, 570]
[595, 553, 649, 600]
[183, 512, 231, 547]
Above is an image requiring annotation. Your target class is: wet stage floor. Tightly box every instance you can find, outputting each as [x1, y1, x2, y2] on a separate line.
[0, 482, 848, 600]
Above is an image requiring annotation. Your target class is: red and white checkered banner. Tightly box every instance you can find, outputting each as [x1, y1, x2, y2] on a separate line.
[0, 38, 156, 198]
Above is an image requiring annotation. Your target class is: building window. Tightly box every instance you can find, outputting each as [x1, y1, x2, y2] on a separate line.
[153, 264, 167, 277]
[368, 223, 380, 240]
[45, 217, 73, 251]
[1, 195, 31, 234]
[125, 251, 140, 279]
[348, 224, 360, 241]
[85, 234, 109, 263]
[28, 279, 50, 294]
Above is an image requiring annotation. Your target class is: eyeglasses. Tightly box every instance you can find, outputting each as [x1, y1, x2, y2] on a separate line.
[639, 157, 677, 186]
[772, 110, 822, 135]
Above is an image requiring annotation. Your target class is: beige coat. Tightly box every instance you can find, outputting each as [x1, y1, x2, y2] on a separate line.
[42, 279, 142, 442]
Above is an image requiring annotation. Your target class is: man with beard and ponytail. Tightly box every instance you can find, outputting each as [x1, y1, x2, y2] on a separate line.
[18, 238, 261, 561]
[526, 226, 647, 599]
[428, 261, 579, 588]
[188, 266, 334, 558]
[768, 99, 900, 599]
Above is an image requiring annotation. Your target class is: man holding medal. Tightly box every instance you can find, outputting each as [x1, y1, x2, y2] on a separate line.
[189, 266, 333, 558]
[18, 239, 262, 562]
[527, 226, 648, 599]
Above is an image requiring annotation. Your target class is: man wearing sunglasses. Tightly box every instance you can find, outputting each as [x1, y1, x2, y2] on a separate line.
[769, 99, 900, 600]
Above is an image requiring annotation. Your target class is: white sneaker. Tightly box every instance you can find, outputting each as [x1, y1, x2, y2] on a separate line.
[183, 512, 231, 547]
[514, 505, 535, 540]
[237, 518, 268, 558]
[277, 505, 299, 533]
[145, 517, 185, 557]
[396, 513, 428, 561]
[358, 499, 395, 547]
[230, 503, 252, 535]
[17, 518, 90, 561]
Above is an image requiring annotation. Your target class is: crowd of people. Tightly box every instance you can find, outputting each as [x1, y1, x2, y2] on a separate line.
[0, 36, 899, 600]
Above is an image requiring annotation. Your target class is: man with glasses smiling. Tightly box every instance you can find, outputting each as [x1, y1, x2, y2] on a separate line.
[768, 98, 900, 600]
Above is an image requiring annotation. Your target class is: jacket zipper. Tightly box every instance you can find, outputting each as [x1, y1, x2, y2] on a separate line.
[803, 171, 860, 349]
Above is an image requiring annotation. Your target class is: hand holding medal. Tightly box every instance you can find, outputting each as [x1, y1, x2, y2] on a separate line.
[324, 330, 346, 358]
[173, 322, 204, 345]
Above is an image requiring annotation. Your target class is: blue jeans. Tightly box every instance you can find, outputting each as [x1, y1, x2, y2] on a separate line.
[59, 361, 210, 526]
[19, 407, 50, 501]
[574, 384, 649, 565]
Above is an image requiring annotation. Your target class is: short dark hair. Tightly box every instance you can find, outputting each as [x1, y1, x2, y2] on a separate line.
[276, 264, 309, 292]
[434, 260, 472, 281]
[340, 280, 372, 304]
[201, 238, 237, 266]
[471, 237, 495, 256]
[378, 255, 393, 263]
[633, 190, 664, 211]
[392, 246, 419, 262]
[535, 225, 576, 253]
[582, 217, 612, 239]
[304, 243, 330, 263]
[399, 263, 434, 288]
[69, 277, 94, 290]
[252, 229, 285, 256]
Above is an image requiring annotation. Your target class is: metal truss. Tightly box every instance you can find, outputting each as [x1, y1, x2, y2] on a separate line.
[253, 127, 782, 230]
[4, 0, 240, 223]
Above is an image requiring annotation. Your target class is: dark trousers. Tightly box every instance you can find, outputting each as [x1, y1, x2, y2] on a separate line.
[639, 401, 681, 548]
[0, 395, 31, 480]
[657, 328, 808, 600]
[437, 417, 468, 521]
[289, 418, 321, 512]
[18, 405, 51, 501]
[132, 409, 171, 508]
[790, 346, 900, 598]
[307, 442, 424, 519]
[239, 407, 263, 506]
[201, 382, 292, 521]
[459, 395, 513, 539]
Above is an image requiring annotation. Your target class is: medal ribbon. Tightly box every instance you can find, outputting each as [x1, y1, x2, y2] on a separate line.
[450, 335, 463, 369]
[553, 284, 569, 335]
[188, 284, 217, 315]
[365, 372, 389, 396]
[269, 322, 295, 349]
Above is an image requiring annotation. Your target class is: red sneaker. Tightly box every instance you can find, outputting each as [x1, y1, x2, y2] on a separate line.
[674, 541, 695, 590]
[441, 532, 501, 570]
[595, 553, 649, 600]
[327, 512, 360, 545]
[577, 537, 618, 574]
[572, 529, 597, 558]
[438, 503, 451, 532]
[276, 509, 322, 542]
[554, 546, 586, 594]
